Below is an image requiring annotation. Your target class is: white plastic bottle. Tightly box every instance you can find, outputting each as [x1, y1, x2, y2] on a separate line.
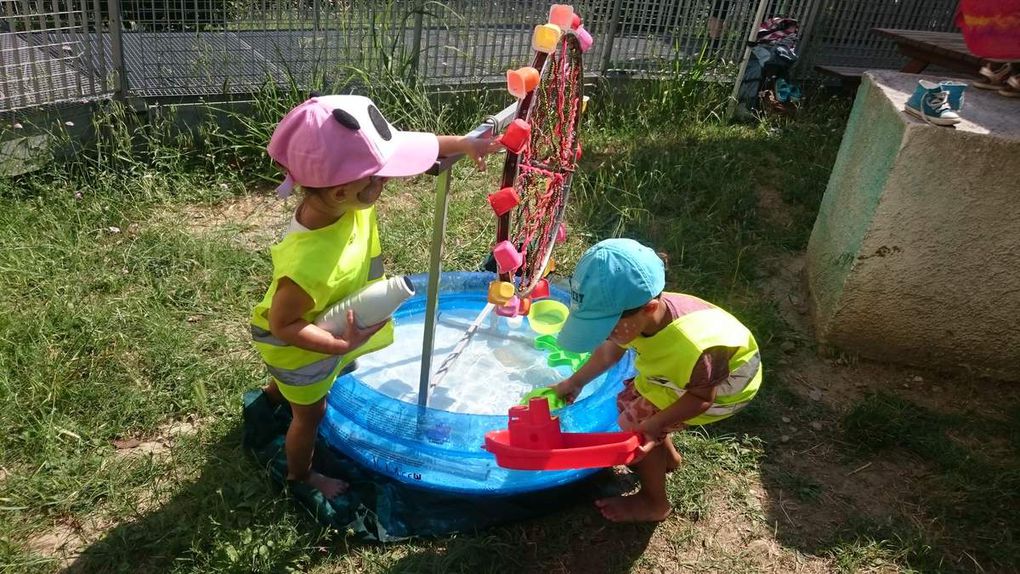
[315, 275, 415, 337]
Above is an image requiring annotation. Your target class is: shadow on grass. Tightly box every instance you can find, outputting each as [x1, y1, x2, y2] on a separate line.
[383, 518, 656, 574]
[66, 425, 336, 573]
[729, 380, 1020, 573]
[66, 405, 655, 574]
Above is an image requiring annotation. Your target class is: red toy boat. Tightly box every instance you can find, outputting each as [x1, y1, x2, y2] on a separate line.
[484, 397, 643, 470]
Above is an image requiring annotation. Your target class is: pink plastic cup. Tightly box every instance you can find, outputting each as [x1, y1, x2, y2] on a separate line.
[548, 4, 575, 29]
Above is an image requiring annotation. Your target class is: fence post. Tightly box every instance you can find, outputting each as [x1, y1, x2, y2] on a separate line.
[408, 1, 425, 78]
[726, 0, 770, 120]
[600, 0, 625, 75]
[794, 0, 827, 75]
[106, 0, 128, 100]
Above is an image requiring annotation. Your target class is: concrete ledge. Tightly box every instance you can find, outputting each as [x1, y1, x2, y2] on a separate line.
[806, 70, 1020, 380]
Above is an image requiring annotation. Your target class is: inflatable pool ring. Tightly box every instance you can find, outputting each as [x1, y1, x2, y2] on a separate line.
[320, 272, 634, 496]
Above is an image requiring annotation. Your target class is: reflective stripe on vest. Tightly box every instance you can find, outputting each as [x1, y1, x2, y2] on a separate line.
[251, 325, 287, 347]
[714, 354, 761, 403]
[267, 354, 342, 387]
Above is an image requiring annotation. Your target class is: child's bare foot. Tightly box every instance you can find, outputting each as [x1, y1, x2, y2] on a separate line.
[595, 493, 672, 523]
[305, 471, 349, 499]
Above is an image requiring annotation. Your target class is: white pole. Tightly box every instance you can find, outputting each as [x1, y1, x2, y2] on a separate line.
[417, 102, 518, 408]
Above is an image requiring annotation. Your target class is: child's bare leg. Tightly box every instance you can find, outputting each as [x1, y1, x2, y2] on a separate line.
[287, 398, 348, 499]
[595, 443, 672, 522]
[664, 436, 682, 472]
[264, 379, 285, 404]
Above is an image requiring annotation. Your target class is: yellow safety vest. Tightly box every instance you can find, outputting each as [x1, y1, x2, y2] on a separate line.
[250, 207, 393, 388]
[628, 300, 762, 425]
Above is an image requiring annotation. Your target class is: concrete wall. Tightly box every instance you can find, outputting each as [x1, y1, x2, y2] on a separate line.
[807, 70, 1020, 380]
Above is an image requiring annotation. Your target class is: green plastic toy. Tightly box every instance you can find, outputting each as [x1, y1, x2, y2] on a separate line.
[534, 335, 591, 372]
[519, 387, 568, 410]
[518, 335, 593, 408]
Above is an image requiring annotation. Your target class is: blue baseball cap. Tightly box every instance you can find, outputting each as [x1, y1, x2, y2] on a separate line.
[557, 238, 666, 353]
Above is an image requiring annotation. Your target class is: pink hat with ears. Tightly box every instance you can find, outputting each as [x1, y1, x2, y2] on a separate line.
[268, 95, 440, 197]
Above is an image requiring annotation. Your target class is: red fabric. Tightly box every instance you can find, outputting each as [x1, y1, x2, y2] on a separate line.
[616, 379, 689, 438]
[957, 0, 1020, 59]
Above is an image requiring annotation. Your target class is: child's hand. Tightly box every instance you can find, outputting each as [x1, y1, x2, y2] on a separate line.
[464, 135, 504, 171]
[639, 419, 667, 443]
[340, 309, 387, 352]
[630, 437, 658, 464]
[550, 378, 582, 404]
[629, 420, 665, 463]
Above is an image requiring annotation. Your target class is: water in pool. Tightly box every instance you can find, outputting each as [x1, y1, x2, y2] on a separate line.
[355, 300, 590, 414]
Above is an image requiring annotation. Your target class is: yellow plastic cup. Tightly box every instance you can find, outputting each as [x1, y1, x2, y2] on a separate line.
[488, 280, 515, 305]
[533, 23, 562, 54]
[528, 299, 569, 335]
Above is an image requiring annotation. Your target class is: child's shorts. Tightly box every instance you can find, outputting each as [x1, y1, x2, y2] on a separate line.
[275, 376, 334, 406]
[616, 379, 689, 440]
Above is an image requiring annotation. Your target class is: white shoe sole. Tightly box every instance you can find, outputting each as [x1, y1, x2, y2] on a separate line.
[904, 104, 961, 126]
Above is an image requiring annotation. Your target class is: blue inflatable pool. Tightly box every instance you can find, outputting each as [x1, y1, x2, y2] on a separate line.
[320, 272, 634, 496]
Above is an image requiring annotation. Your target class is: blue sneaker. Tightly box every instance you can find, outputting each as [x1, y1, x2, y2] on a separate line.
[905, 80, 961, 126]
[776, 78, 802, 104]
[938, 81, 967, 111]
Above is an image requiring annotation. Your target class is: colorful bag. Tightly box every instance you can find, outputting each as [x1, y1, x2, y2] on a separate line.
[957, 0, 1020, 59]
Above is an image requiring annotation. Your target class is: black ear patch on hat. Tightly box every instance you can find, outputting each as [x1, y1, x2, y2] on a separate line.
[332, 108, 360, 130]
[368, 105, 392, 141]
[308, 90, 322, 98]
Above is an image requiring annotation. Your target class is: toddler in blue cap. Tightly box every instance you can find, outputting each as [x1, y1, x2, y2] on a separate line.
[552, 238, 762, 522]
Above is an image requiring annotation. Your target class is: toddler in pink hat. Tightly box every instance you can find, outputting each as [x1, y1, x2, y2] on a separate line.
[250, 94, 501, 499]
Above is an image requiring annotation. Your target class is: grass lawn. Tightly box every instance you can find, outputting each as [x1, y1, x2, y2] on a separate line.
[1, 76, 1018, 574]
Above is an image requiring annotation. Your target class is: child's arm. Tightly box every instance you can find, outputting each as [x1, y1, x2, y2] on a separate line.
[268, 277, 386, 355]
[436, 135, 504, 171]
[551, 341, 627, 403]
[639, 385, 718, 441]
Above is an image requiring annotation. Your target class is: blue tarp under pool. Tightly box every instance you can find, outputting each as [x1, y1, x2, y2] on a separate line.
[242, 272, 638, 539]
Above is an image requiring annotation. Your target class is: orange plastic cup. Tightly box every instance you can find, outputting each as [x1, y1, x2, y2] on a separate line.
[506, 66, 540, 99]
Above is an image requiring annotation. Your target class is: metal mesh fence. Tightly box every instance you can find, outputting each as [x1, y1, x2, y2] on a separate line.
[1, 0, 961, 113]
[798, 0, 959, 70]
[1, 0, 114, 111]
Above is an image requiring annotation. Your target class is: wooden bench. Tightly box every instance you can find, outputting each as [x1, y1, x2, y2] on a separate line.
[872, 29, 983, 76]
[814, 65, 870, 92]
